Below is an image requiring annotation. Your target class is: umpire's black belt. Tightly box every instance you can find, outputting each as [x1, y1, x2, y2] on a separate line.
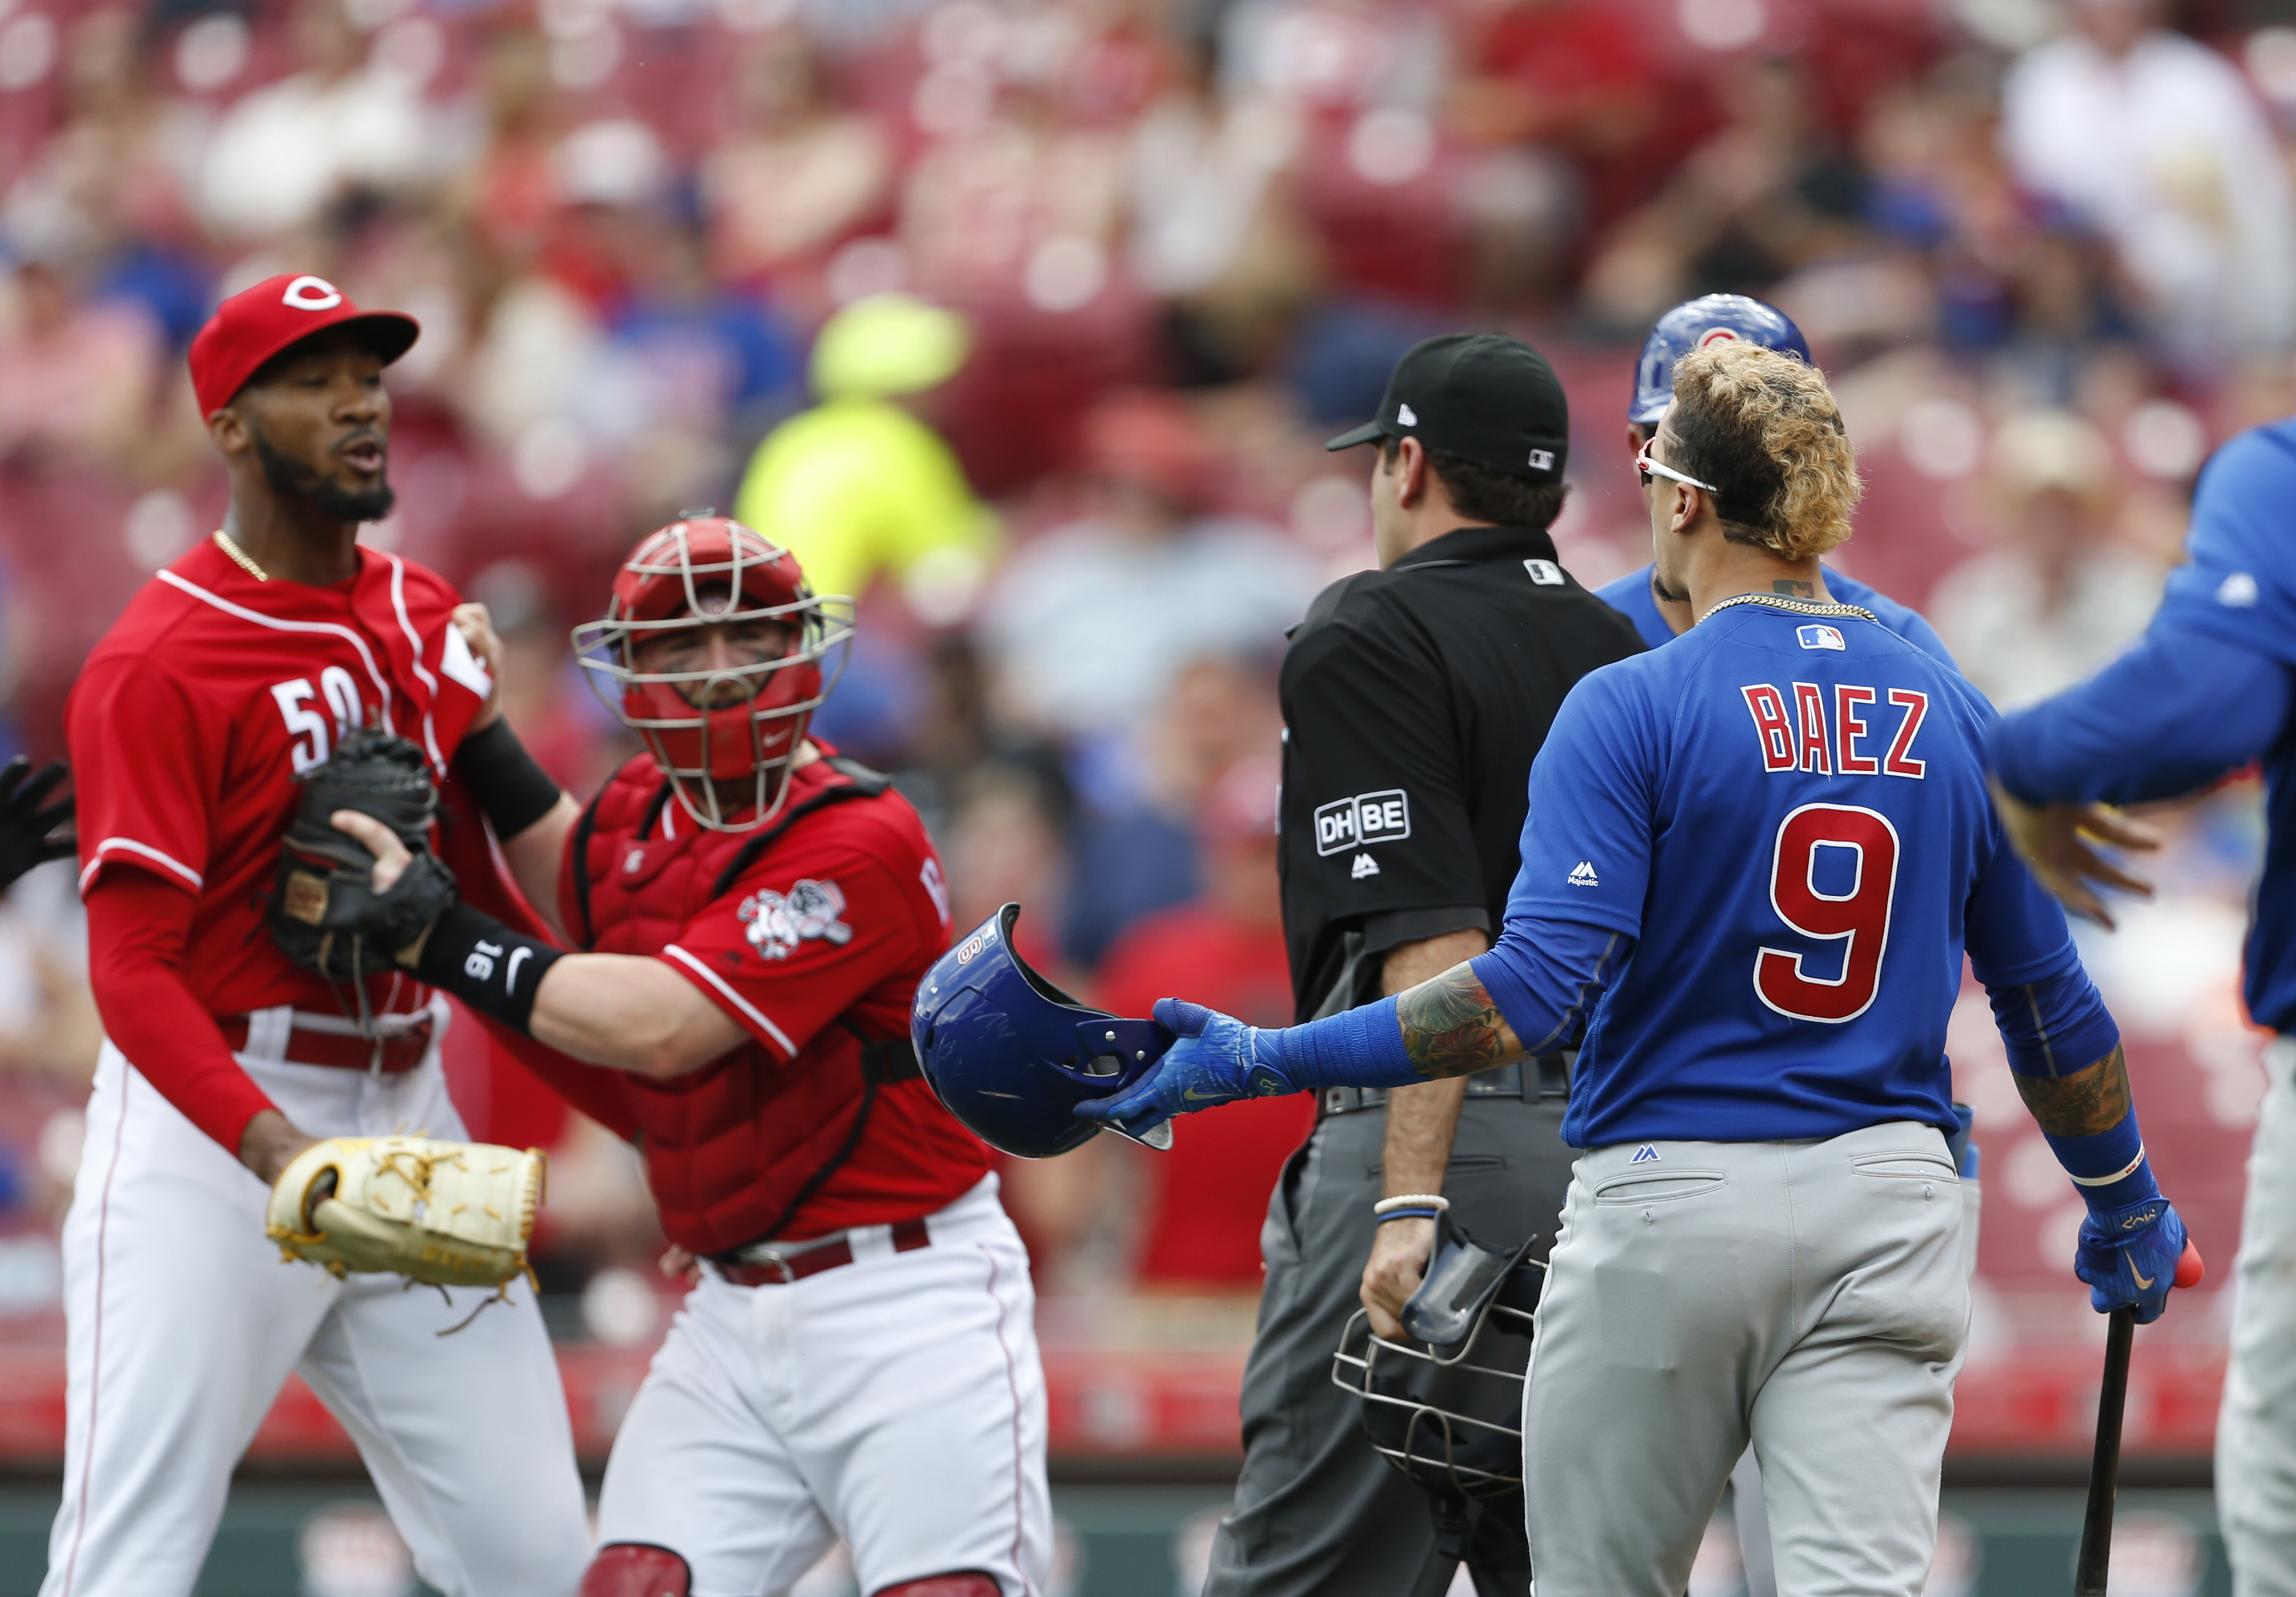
[1318, 1052, 1573, 1118]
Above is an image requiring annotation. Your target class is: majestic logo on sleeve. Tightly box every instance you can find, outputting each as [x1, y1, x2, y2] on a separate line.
[738, 879, 854, 960]
[2219, 572, 2260, 607]
[1315, 789, 1411, 857]
[1567, 861, 1599, 887]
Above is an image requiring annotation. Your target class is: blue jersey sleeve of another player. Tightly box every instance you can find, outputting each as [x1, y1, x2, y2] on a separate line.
[1593, 568, 1673, 650]
[1822, 569, 1956, 670]
[2154, 421, 2296, 667]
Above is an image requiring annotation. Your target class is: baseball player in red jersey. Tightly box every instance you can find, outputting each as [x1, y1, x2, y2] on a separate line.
[45, 276, 590, 1596]
[322, 515, 1049, 1597]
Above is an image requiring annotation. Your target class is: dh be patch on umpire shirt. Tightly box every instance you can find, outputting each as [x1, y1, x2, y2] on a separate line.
[1276, 524, 1646, 1022]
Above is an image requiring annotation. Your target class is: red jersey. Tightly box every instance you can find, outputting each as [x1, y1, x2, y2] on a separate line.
[549, 748, 992, 1254]
[68, 539, 508, 1144]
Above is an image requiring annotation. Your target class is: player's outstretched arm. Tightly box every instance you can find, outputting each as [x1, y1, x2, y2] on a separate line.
[1076, 916, 1620, 1138]
[326, 809, 745, 1078]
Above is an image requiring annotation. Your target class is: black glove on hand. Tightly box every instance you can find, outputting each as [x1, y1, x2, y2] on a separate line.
[0, 757, 73, 895]
[268, 730, 459, 980]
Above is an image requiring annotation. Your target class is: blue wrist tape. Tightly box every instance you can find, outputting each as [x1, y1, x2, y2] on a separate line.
[2045, 1113, 2159, 1211]
[1279, 996, 1420, 1090]
[1376, 1208, 1442, 1225]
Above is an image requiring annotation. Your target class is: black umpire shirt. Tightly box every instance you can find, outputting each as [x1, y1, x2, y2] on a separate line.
[1278, 523, 1647, 1022]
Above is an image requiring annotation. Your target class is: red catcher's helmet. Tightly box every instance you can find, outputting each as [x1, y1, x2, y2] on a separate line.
[574, 514, 853, 831]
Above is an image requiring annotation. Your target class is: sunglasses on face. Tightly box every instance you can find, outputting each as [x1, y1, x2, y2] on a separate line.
[1636, 436, 1719, 493]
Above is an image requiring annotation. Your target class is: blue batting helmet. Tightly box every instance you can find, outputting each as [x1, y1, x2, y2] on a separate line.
[911, 903, 1176, 1159]
[1629, 294, 1811, 426]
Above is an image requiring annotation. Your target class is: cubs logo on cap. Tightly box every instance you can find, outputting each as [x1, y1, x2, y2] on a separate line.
[187, 273, 420, 417]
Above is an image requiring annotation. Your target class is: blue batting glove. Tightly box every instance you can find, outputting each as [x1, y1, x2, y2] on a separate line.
[1074, 998, 1306, 1139]
[2074, 1195, 2190, 1325]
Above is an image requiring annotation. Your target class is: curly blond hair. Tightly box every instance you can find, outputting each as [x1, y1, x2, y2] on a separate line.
[1664, 342, 1860, 560]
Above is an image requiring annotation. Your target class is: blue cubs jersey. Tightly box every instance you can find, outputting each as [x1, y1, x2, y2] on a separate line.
[2112, 419, 2296, 1030]
[1499, 601, 2081, 1148]
[1596, 563, 1957, 666]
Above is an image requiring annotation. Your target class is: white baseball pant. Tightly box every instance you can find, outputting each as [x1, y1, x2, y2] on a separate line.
[593, 1175, 1051, 1596]
[1523, 1121, 1968, 1597]
[41, 1012, 592, 1597]
[2220, 1035, 2296, 1595]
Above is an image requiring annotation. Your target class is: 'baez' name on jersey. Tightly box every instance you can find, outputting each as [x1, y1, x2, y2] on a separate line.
[1741, 682, 1929, 779]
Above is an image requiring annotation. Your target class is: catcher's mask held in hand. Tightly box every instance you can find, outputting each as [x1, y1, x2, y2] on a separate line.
[910, 903, 1177, 1158]
[1331, 1215, 1545, 1503]
[266, 1135, 546, 1334]
[573, 512, 854, 832]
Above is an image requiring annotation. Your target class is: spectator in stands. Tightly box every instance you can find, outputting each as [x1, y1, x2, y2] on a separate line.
[0, 258, 164, 476]
[2002, 0, 2296, 367]
[198, 0, 430, 243]
[734, 293, 997, 625]
[1093, 756, 1311, 1289]
[981, 389, 1314, 740]
[701, 27, 895, 298]
[1930, 409, 2164, 709]
[1063, 651, 1283, 971]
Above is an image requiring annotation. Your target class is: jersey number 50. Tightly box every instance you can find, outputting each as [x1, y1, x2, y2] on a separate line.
[1755, 803, 1899, 1023]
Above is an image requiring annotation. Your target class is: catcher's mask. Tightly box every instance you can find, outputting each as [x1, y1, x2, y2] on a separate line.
[573, 511, 854, 832]
[910, 903, 1176, 1159]
[1331, 1215, 1544, 1503]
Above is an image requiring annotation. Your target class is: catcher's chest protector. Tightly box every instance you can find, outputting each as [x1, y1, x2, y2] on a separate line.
[572, 759, 887, 1253]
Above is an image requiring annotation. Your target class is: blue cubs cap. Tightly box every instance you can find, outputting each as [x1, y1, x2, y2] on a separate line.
[1326, 332, 1570, 484]
[1629, 294, 1811, 427]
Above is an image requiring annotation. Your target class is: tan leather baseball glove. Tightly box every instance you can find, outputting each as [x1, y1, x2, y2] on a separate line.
[266, 1135, 545, 1298]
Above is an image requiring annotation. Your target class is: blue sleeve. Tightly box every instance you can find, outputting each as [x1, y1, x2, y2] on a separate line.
[1593, 567, 1674, 650]
[1501, 667, 1658, 941]
[2154, 422, 2296, 667]
[1988, 624, 2291, 805]
[1470, 918, 1632, 1055]
[1961, 799, 2122, 1074]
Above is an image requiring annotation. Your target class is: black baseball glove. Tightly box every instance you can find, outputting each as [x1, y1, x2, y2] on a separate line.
[268, 728, 458, 980]
[0, 757, 73, 896]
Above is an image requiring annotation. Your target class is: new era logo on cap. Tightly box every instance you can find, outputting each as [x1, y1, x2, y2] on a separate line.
[1397, 403, 1418, 426]
[187, 273, 420, 416]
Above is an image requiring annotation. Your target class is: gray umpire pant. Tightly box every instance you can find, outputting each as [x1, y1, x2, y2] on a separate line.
[1523, 1121, 1968, 1597]
[2219, 1035, 2296, 1596]
[1202, 1081, 1580, 1597]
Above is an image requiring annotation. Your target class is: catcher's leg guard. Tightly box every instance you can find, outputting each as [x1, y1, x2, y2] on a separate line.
[873, 1573, 1002, 1597]
[579, 1543, 691, 1596]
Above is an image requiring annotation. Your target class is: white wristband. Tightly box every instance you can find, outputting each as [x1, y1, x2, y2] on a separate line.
[2068, 1142, 2148, 1187]
[1373, 1193, 1450, 1215]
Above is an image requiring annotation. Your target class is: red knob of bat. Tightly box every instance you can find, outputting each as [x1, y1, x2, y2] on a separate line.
[2174, 1239, 2206, 1290]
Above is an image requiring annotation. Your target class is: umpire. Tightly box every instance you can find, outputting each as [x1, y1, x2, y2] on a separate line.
[1202, 335, 1644, 1597]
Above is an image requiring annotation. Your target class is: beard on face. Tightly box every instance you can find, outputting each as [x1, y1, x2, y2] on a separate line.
[253, 426, 395, 523]
[1650, 565, 1690, 604]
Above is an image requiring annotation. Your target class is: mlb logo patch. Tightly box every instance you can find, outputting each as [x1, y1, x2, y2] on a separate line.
[1796, 624, 1846, 652]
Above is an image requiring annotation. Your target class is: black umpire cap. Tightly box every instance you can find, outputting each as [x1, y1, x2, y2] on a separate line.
[1324, 332, 1569, 484]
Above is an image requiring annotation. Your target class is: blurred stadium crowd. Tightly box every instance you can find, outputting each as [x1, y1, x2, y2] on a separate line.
[0, 0, 2285, 1365]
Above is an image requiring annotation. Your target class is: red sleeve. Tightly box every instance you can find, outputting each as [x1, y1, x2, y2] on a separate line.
[86, 872, 277, 1154]
[657, 847, 935, 1061]
[68, 658, 216, 896]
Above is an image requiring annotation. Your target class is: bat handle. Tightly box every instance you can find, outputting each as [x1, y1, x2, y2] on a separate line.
[2074, 1306, 2138, 1595]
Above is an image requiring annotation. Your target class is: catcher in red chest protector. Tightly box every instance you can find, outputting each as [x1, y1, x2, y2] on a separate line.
[302, 514, 1049, 1597]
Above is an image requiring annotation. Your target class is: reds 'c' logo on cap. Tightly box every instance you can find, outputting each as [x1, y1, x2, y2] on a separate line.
[1696, 327, 1741, 349]
[282, 276, 343, 311]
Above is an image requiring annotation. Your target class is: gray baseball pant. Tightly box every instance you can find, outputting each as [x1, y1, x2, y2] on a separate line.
[1202, 1093, 1579, 1597]
[1523, 1120, 1968, 1597]
[2219, 1035, 2296, 1596]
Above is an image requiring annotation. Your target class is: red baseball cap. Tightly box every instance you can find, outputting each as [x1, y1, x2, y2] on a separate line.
[187, 273, 420, 417]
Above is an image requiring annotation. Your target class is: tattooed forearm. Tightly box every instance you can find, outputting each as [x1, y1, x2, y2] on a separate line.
[1395, 965, 1525, 1080]
[2014, 1044, 2132, 1138]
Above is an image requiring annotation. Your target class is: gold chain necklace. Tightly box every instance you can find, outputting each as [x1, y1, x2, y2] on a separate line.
[212, 529, 269, 581]
[1698, 591, 1876, 626]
